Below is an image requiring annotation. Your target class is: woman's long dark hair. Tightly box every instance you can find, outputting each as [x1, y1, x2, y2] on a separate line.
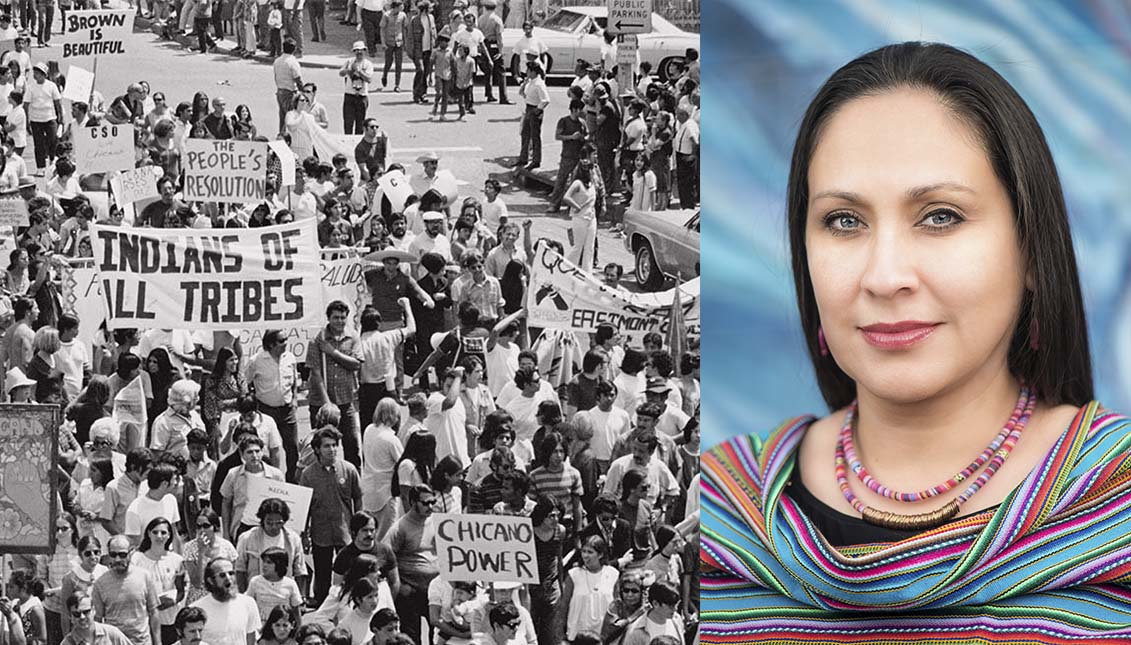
[500, 260, 526, 315]
[210, 346, 236, 385]
[787, 42, 1093, 410]
[392, 431, 436, 497]
[147, 347, 176, 390]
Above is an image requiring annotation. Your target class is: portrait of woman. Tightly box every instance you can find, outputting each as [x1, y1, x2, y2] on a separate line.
[701, 41, 1131, 641]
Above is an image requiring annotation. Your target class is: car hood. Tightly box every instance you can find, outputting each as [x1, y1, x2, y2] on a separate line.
[502, 27, 699, 43]
[625, 208, 698, 227]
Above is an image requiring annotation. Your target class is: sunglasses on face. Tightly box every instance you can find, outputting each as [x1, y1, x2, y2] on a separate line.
[70, 609, 92, 619]
[108, 551, 129, 559]
[82, 549, 101, 557]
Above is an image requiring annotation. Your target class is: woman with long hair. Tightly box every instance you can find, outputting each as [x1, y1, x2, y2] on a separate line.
[530, 494, 566, 645]
[258, 605, 299, 645]
[618, 468, 654, 533]
[75, 457, 113, 546]
[64, 375, 110, 444]
[284, 93, 318, 161]
[146, 347, 178, 428]
[1, 247, 30, 296]
[9, 570, 45, 645]
[563, 152, 599, 270]
[563, 534, 619, 641]
[233, 104, 258, 140]
[182, 508, 237, 604]
[428, 456, 465, 515]
[190, 91, 210, 125]
[131, 517, 186, 645]
[701, 42, 1131, 640]
[360, 397, 402, 537]
[305, 554, 386, 632]
[392, 431, 436, 513]
[59, 535, 108, 633]
[200, 346, 246, 448]
[499, 259, 527, 315]
[40, 512, 79, 645]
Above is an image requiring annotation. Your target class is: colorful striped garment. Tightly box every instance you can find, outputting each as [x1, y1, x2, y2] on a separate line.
[701, 401, 1131, 643]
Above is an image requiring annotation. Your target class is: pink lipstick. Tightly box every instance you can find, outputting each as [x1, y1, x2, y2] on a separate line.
[859, 321, 939, 350]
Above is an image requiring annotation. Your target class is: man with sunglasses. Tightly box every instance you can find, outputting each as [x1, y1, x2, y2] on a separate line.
[468, 587, 534, 645]
[61, 592, 132, 645]
[91, 535, 161, 645]
[383, 484, 439, 645]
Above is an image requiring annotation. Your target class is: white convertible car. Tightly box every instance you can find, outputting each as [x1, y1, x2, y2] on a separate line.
[505, 6, 700, 81]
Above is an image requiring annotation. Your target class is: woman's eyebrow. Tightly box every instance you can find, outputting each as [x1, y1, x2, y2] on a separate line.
[811, 182, 977, 204]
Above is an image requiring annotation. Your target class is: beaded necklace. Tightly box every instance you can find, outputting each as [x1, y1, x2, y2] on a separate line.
[835, 385, 1037, 530]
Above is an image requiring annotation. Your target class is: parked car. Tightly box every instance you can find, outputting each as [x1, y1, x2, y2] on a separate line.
[505, 6, 700, 82]
[623, 208, 699, 290]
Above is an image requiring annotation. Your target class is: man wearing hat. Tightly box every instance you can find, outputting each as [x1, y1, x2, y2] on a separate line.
[642, 375, 690, 439]
[408, 210, 452, 279]
[5, 366, 35, 402]
[477, 0, 509, 104]
[409, 151, 441, 196]
[407, 0, 436, 105]
[339, 41, 375, 135]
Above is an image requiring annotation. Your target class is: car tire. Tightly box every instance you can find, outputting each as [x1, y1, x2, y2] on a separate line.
[659, 56, 684, 82]
[635, 240, 665, 290]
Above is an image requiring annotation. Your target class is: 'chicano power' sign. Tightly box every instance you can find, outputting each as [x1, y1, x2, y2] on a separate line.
[90, 220, 324, 330]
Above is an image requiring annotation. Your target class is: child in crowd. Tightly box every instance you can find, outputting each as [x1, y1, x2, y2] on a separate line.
[246, 547, 304, 622]
[452, 44, 476, 119]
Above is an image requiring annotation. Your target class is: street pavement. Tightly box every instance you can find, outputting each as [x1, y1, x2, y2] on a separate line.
[41, 8, 641, 283]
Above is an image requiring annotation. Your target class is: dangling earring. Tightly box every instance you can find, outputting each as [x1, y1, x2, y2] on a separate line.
[818, 326, 829, 357]
[1029, 316, 1040, 351]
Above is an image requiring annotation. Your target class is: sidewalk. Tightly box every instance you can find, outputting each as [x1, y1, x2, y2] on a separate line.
[136, 3, 372, 70]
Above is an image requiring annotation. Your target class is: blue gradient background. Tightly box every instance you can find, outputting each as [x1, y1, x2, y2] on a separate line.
[701, 0, 1131, 447]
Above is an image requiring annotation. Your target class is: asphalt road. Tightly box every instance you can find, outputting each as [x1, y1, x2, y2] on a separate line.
[46, 10, 642, 283]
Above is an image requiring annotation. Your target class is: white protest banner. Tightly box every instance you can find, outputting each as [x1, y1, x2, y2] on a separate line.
[91, 220, 324, 330]
[115, 167, 160, 205]
[435, 513, 538, 584]
[62, 65, 95, 103]
[377, 170, 413, 211]
[75, 123, 135, 173]
[432, 169, 459, 206]
[0, 196, 28, 226]
[267, 140, 295, 187]
[235, 254, 368, 363]
[525, 245, 700, 343]
[60, 10, 135, 58]
[183, 139, 267, 204]
[112, 375, 147, 431]
[245, 477, 313, 534]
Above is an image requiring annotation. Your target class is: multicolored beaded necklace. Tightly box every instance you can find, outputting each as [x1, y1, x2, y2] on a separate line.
[835, 384, 1037, 530]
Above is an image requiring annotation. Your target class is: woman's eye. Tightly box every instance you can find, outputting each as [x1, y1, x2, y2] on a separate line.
[921, 208, 964, 229]
[824, 212, 861, 233]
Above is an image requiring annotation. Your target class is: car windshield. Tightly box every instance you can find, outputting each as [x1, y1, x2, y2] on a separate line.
[541, 9, 588, 32]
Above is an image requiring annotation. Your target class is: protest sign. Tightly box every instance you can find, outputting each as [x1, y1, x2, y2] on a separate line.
[377, 170, 413, 211]
[245, 478, 312, 534]
[90, 220, 324, 330]
[524, 245, 700, 343]
[0, 405, 60, 553]
[75, 123, 135, 173]
[58, 262, 106, 356]
[235, 254, 368, 363]
[60, 10, 135, 58]
[432, 169, 459, 206]
[435, 513, 538, 584]
[267, 140, 295, 187]
[0, 196, 28, 226]
[183, 139, 267, 204]
[112, 375, 147, 430]
[115, 167, 160, 205]
[62, 64, 95, 103]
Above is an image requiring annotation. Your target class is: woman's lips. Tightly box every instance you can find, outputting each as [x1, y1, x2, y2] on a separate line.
[859, 322, 940, 349]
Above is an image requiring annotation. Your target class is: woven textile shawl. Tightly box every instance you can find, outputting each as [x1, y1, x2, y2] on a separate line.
[701, 401, 1131, 644]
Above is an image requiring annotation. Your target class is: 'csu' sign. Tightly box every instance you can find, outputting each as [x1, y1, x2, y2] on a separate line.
[607, 0, 651, 34]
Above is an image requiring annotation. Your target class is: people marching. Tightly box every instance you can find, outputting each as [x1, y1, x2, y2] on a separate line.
[0, 2, 700, 645]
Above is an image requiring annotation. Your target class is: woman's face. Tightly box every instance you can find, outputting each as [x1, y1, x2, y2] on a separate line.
[56, 521, 73, 546]
[547, 444, 565, 468]
[271, 617, 293, 640]
[147, 357, 160, 373]
[446, 467, 464, 488]
[80, 542, 101, 568]
[359, 589, 381, 612]
[148, 523, 170, 549]
[196, 514, 216, 539]
[262, 513, 285, 537]
[15, 249, 27, 267]
[580, 545, 600, 569]
[493, 431, 514, 449]
[237, 106, 250, 120]
[225, 355, 239, 374]
[804, 89, 1026, 405]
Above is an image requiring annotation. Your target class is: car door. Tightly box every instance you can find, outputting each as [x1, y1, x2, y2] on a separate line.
[672, 211, 700, 277]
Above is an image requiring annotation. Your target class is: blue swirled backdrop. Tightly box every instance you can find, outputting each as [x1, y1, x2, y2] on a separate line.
[702, 0, 1131, 446]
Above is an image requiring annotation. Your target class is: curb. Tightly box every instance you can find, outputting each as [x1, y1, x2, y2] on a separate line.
[136, 16, 347, 70]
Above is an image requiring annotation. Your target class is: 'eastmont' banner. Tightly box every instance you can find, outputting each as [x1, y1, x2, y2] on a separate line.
[525, 245, 700, 340]
[90, 220, 324, 329]
[183, 139, 268, 204]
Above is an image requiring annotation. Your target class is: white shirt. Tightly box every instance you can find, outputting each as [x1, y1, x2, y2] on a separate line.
[511, 35, 547, 61]
[190, 593, 262, 645]
[674, 119, 699, 155]
[6, 104, 25, 148]
[25, 79, 60, 122]
[54, 339, 90, 401]
[124, 494, 182, 538]
[577, 406, 631, 461]
[426, 392, 468, 465]
[361, 423, 402, 512]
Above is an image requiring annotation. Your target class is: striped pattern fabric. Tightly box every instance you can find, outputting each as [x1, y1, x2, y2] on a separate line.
[701, 401, 1131, 643]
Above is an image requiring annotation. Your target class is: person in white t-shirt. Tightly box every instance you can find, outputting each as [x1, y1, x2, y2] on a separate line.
[425, 366, 468, 466]
[54, 313, 91, 401]
[190, 558, 262, 645]
[25, 62, 62, 175]
[576, 381, 631, 472]
[5, 89, 27, 153]
[124, 463, 183, 549]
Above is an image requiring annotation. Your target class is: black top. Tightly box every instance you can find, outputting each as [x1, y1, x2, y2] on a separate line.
[787, 458, 998, 547]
